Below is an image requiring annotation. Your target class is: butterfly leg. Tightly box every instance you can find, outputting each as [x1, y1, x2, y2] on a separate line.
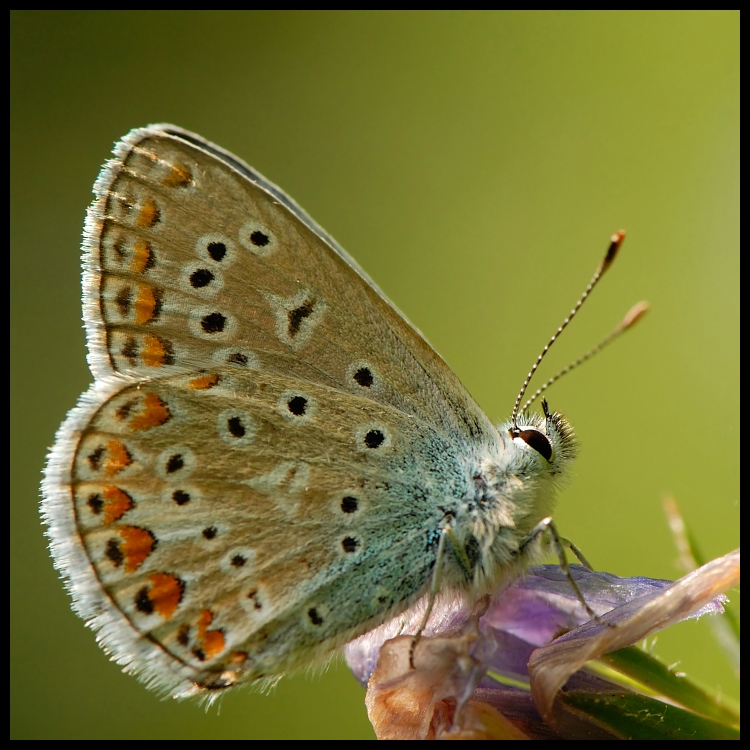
[559, 535, 594, 571]
[518, 516, 603, 625]
[409, 525, 472, 669]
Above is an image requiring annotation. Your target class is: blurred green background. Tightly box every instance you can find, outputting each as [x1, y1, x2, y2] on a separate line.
[11, 11, 738, 740]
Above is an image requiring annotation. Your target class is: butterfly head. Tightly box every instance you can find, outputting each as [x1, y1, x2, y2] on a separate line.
[507, 398, 576, 471]
[490, 399, 577, 530]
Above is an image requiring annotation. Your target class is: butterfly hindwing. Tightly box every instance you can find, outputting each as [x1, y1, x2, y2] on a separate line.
[66, 368, 465, 692]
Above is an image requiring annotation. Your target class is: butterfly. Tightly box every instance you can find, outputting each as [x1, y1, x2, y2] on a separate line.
[43, 124, 628, 699]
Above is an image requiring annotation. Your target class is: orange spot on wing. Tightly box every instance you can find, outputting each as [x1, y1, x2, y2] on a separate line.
[104, 440, 132, 475]
[163, 163, 193, 188]
[102, 485, 134, 523]
[130, 239, 153, 274]
[197, 609, 213, 634]
[189, 373, 220, 390]
[147, 573, 183, 619]
[202, 630, 226, 659]
[134, 286, 160, 324]
[196, 609, 226, 659]
[137, 197, 160, 228]
[119, 526, 156, 572]
[129, 392, 171, 431]
[229, 651, 248, 665]
[142, 335, 168, 367]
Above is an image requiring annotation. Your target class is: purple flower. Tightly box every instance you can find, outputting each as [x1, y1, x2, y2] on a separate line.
[345, 550, 738, 739]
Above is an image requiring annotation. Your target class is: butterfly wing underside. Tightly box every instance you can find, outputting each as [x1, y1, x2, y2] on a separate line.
[43, 125, 497, 696]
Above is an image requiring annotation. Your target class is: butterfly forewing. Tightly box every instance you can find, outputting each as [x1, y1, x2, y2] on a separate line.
[87, 126, 494, 441]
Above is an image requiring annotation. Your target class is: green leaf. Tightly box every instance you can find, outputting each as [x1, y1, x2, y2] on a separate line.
[561, 691, 740, 740]
[594, 646, 739, 726]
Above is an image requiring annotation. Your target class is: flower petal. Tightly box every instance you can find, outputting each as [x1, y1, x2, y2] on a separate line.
[529, 549, 739, 721]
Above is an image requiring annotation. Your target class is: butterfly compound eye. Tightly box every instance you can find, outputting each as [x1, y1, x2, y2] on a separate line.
[514, 429, 553, 462]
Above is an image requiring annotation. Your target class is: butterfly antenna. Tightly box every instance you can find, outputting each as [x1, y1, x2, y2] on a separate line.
[520, 301, 649, 414]
[510, 231, 626, 429]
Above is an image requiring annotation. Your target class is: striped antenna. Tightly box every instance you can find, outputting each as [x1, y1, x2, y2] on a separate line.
[510, 231, 626, 430]
[519, 301, 649, 415]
